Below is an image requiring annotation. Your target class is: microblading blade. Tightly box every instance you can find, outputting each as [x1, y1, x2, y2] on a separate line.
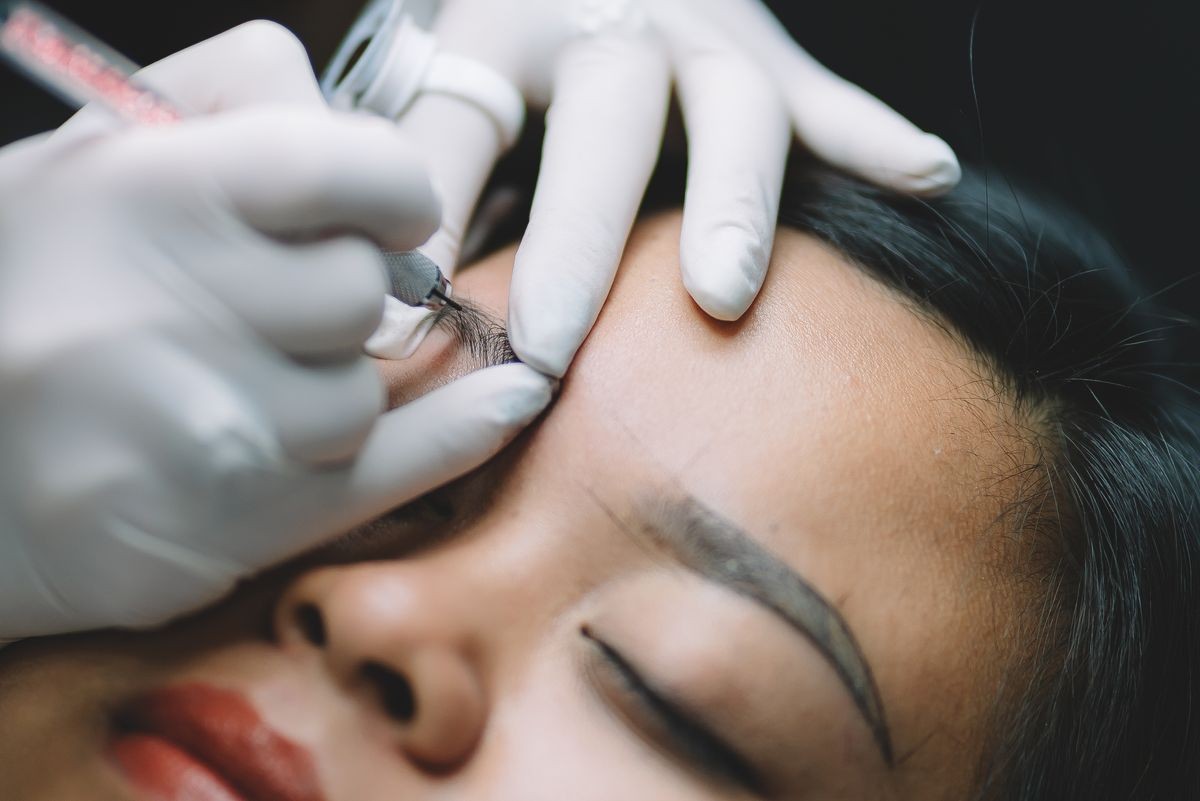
[381, 251, 459, 311]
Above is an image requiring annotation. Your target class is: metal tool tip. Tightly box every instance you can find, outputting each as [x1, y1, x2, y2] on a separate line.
[434, 290, 462, 312]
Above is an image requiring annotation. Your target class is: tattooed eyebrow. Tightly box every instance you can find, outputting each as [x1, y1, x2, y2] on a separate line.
[635, 495, 894, 766]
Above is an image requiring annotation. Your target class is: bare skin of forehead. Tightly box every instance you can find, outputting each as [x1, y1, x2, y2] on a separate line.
[447, 212, 1046, 798]
[561, 212, 1044, 566]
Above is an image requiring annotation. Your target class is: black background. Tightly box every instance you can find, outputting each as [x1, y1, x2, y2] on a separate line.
[3, 0, 1197, 318]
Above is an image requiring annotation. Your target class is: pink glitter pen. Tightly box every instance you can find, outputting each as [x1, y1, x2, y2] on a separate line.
[0, 0, 183, 125]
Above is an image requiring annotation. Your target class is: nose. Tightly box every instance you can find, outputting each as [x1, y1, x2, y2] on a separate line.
[275, 563, 487, 772]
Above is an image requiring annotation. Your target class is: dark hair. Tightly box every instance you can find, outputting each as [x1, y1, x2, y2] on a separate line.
[779, 169, 1200, 800]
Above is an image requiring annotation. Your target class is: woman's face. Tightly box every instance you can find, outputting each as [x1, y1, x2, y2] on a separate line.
[0, 213, 1038, 801]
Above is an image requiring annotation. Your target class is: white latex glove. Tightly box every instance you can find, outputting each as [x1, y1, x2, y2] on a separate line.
[0, 22, 553, 641]
[383, 0, 960, 377]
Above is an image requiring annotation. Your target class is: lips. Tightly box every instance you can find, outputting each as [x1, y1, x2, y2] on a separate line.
[109, 683, 325, 801]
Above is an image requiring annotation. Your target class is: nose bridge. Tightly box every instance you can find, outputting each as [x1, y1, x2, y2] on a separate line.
[320, 556, 480, 661]
[295, 510, 566, 658]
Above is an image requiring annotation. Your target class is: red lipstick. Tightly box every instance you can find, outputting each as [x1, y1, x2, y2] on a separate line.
[110, 683, 325, 801]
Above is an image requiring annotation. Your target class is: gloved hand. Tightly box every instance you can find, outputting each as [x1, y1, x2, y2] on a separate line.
[375, 0, 961, 377]
[0, 22, 553, 641]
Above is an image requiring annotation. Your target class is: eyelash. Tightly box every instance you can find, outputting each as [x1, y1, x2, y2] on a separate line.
[580, 626, 765, 796]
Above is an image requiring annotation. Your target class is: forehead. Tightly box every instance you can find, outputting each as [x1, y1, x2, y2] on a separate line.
[452, 212, 1031, 779]
[518, 214, 1021, 559]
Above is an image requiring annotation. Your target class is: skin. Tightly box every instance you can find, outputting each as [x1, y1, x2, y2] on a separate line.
[0, 213, 1039, 800]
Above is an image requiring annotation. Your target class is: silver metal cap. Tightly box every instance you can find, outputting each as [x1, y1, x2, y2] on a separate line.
[321, 0, 440, 112]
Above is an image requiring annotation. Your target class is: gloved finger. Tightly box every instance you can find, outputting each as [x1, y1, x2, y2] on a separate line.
[196, 235, 388, 360]
[54, 21, 326, 145]
[222, 363, 554, 567]
[242, 353, 384, 466]
[689, 0, 960, 195]
[783, 65, 961, 196]
[133, 20, 326, 113]
[667, 32, 791, 320]
[109, 107, 441, 251]
[395, 93, 506, 272]
[508, 35, 671, 377]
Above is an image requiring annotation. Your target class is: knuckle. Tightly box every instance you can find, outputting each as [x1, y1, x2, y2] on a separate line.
[276, 113, 358, 184]
[191, 413, 286, 491]
[296, 361, 382, 463]
[278, 239, 385, 352]
[228, 20, 311, 74]
[697, 51, 779, 109]
[720, 50, 772, 86]
[237, 111, 344, 195]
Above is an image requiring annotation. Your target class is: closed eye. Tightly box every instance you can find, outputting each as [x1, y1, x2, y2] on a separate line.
[580, 626, 766, 796]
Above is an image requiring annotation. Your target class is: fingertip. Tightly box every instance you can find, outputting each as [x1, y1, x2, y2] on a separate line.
[478, 363, 556, 428]
[222, 20, 313, 83]
[508, 314, 577, 380]
[508, 280, 596, 379]
[681, 227, 767, 321]
[508, 340, 572, 381]
[788, 78, 963, 197]
[876, 133, 963, 196]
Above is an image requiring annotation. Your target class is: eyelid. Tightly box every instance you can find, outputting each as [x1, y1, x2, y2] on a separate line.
[579, 626, 766, 796]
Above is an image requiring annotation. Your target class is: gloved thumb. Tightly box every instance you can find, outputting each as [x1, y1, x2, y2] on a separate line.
[222, 363, 554, 568]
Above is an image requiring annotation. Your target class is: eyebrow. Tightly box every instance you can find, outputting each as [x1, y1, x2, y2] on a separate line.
[628, 495, 894, 766]
[430, 297, 517, 370]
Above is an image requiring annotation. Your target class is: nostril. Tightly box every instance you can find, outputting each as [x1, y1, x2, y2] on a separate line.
[294, 603, 327, 647]
[361, 661, 417, 724]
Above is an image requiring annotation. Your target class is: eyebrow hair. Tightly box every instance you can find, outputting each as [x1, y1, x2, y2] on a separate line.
[633, 495, 894, 766]
[430, 297, 517, 370]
